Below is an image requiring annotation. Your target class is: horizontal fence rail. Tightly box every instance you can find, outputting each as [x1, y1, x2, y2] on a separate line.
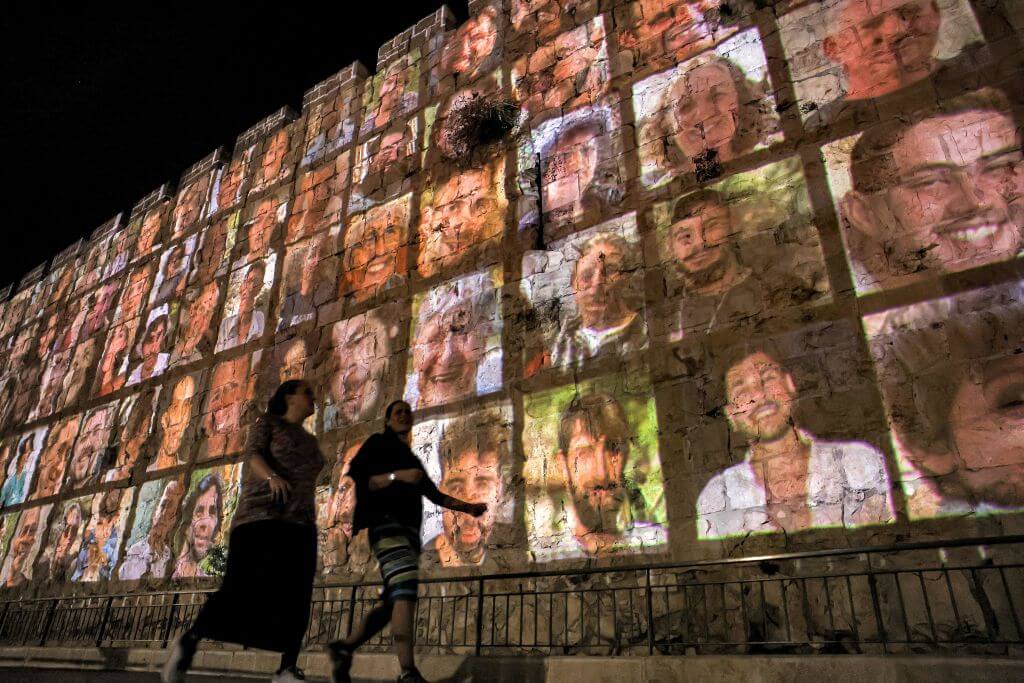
[1, 536, 1022, 657]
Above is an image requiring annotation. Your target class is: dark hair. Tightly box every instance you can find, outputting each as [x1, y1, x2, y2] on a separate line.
[267, 379, 306, 416]
[850, 87, 1013, 195]
[558, 392, 632, 459]
[384, 400, 409, 421]
[670, 189, 728, 224]
[438, 412, 509, 479]
[176, 473, 224, 553]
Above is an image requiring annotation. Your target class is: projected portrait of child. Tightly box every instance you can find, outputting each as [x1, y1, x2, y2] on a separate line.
[322, 304, 406, 433]
[338, 194, 411, 303]
[511, 14, 610, 121]
[171, 173, 213, 238]
[521, 214, 647, 373]
[118, 476, 186, 581]
[865, 280, 1024, 518]
[216, 254, 276, 353]
[633, 28, 782, 188]
[416, 406, 514, 569]
[524, 375, 667, 560]
[649, 157, 829, 342]
[0, 504, 52, 589]
[35, 496, 90, 583]
[64, 405, 117, 492]
[94, 318, 139, 398]
[691, 327, 894, 539]
[523, 105, 625, 239]
[150, 372, 203, 472]
[276, 227, 338, 331]
[417, 159, 506, 280]
[70, 488, 133, 583]
[778, 0, 988, 129]
[32, 416, 80, 500]
[301, 82, 358, 168]
[359, 53, 421, 137]
[189, 211, 239, 287]
[201, 354, 259, 460]
[106, 386, 161, 482]
[171, 280, 223, 367]
[149, 236, 197, 307]
[288, 151, 350, 244]
[172, 464, 241, 579]
[823, 88, 1024, 294]
[405, 268, 503, 410]
[127, 304, 174, 386]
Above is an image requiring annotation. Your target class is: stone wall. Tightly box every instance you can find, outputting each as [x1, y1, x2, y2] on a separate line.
[0, 0, 1022, 604]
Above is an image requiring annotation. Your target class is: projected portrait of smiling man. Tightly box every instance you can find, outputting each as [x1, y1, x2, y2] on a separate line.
[696, 339, 894, 539]
[839, 88, 1024, 291]
[338, 195, 410, 302]
[406, 269, 502, 409]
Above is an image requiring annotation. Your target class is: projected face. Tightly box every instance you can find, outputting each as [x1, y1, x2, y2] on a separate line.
[620, 1, 719, 68]
[375, 60, 411, 131]
[823, 0, 941, 101]
[439, 434, 503, 566]
[217, 156, 247, 212]
[95, 319, 136, 397]
[48, 262, 77, 307]
[52, 503, 84, 578]
[67, 410, 111, 489]
[724, 351, 797, 442]
[413, 290, 490, 408]
[277, 339, 308, 383]
[191, 212, 238, 285]
[204, 357, 251, 458]
[137, 209, 163, 259]
[256, 128, 290, 190]
[341, 198, 409, 300]
[133, 313, 169, 383]
[571, 236, 637, 331]
[288, 152, 349, 243]
[440, 5, 499, 82]
[243, 197, 280, 263]
[61, 338, 98, 410]
[867, 286, 1024, 512]
[36, 351, 72, 420]
[119, 264, 155, 322]
[155, 375, 197, 470]
[238, 263, 265, 339]
[150, 480, 185, 544]
[176, 281, 220, 361]
[667, 197, 733, 289]
[172, 177, 209, 236]
[844, 105, 1024, 283]
[55, 299, 86, 353]
[84, 281, 120, 337]
[152, 243, 191, 306]
[543, 121, 599, 212]
[669, 60, 741, 162]
[302, 88, 357, 166]
[34, 419, 78, 499]
[328, 312, 394, 428]
[218, 256, 272, 352]
[418, 165, 503, 278]
[175, 475, 223, 578]
[4, 506, 43, 587]
[110, 391, 157, 481]
[511, 0, 580, 41]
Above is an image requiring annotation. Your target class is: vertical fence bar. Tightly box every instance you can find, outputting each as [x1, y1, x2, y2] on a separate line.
[645, 568, 655, 655]
[38, 599, 59, 647]
[344, 586, 358, 640]
[474, 578, 485, 656]
[998, 568, 1023, 641]
[95, 597, 114, 648]
[162, 593, 180, 648]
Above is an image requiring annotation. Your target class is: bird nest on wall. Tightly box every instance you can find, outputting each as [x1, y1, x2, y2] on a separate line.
[436, 93, 520, 161]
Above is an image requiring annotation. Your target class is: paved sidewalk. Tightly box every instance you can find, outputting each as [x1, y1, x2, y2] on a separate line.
[1, 669, 268, 682]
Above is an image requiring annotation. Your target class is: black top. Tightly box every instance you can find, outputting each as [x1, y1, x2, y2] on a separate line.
[345, 429, 447, 534]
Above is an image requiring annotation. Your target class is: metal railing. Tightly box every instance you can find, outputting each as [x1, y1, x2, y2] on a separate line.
[1, 536, 1022, 657]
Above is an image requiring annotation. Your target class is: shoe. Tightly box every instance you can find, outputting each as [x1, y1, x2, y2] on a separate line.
[326, 641, 353, 683]
[272, 666, 306, 682]
[397, 668, 426, 682]
[161, 634, 195, 683]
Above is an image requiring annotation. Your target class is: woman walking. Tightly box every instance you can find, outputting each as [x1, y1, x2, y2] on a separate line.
[327, 400, 486, 683]
[162, 379, 324, 682]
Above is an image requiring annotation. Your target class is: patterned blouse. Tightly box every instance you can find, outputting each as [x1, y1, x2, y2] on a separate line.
[231, 414, 325, 531]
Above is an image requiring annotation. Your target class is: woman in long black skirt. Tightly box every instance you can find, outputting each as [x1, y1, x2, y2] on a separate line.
[162, 379, 325, 683]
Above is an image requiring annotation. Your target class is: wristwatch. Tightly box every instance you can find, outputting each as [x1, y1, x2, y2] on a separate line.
[389, 472, 397, 483]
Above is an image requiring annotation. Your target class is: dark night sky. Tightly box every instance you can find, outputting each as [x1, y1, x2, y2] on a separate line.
[0, 4, 467, 289]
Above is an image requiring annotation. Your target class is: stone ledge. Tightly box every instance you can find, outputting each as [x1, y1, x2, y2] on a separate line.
[1, 647, 1022, 682]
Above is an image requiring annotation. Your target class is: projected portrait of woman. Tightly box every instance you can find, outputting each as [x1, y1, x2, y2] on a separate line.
[171, 174, 212, 238]
[118, 476, 186, 581]
[150, 373, 202, 472]
[172, 464, 241, 579]
[616, 1, 731, 73]
[106, 387, 161, 482]
[216, 254, 276, 353]
[633, 28, 782, 188]
[127, 305, 173, 386]
[249, 127, 293, 195]
[94, 318, 139, 397]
